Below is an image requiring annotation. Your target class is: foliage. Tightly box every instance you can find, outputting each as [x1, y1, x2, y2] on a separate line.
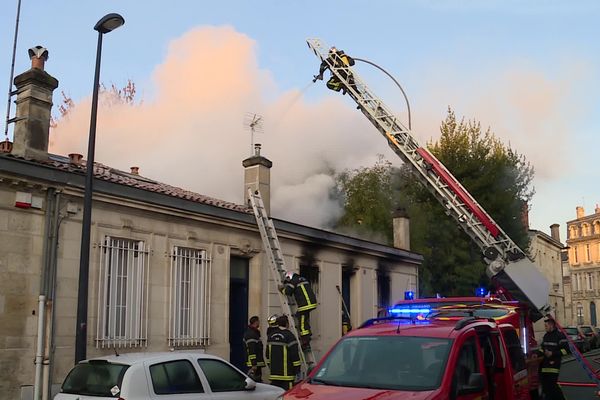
[398, 108, 534, 296]
[334, 155, 396, 244]
[50, 79, 137, 128]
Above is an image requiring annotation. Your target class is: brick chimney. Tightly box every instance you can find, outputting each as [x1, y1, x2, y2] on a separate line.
[392, 208, 410, 250]
[521, 202, 530, 230]
[550, 223, 560, 242]
[596, 204, 600, 214]
[576, 206, 585, 219]
[243, 144, 272, 215]
[11, 46, 58, 160]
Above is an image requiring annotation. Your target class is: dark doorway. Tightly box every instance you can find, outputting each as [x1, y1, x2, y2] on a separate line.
[377, 270, 390, 311]
[229, 256, 249, 371]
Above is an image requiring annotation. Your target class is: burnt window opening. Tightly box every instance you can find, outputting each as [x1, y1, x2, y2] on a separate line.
[377, 270, 390, 309]
[299, 264, 320, 295]
[341, 266, 356, 320]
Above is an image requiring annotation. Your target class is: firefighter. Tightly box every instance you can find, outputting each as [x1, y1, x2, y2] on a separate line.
[539, 317, 568, 400]
[267, 314, 279, 337]
[313, 46, 356, 94]
[280, 271, 318, 350]
[265, 315, 301, 391]
[243, 315, 265, 382]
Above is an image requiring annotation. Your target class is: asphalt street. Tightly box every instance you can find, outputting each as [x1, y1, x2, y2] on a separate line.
[559, 348, 600, 400]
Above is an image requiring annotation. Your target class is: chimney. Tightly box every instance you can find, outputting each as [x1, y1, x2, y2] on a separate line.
[576, 206, 585, 219]
[130, 166, 139, 175]
[68, 153, 83, 166]
[392, 208, 410, 250]
[596, 204, 600, 214]
[242, 143, 272, 214]
[550, 223, 560, 242]
[11, 46, 58, 161]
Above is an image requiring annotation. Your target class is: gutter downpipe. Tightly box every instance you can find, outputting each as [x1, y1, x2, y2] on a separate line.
[44, 191, 62, 400]
[34, 188, 56, 400]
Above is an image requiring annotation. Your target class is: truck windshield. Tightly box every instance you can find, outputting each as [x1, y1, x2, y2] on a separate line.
[61, 361, 129, 397]
[311, 336, 452, 391]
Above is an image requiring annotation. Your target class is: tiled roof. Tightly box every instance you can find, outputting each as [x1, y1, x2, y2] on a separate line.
[11, 153, 250, 213]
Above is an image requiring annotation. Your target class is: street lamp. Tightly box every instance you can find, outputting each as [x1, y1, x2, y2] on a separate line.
[75, 12, 124, 363]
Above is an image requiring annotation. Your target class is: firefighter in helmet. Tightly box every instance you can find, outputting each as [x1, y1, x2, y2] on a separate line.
[280, 271, 318, 350]
[265, 315, 301, 390]
[313, 46, 356, 94]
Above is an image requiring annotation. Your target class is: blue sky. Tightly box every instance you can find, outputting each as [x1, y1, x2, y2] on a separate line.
[1, 0, 599, 240]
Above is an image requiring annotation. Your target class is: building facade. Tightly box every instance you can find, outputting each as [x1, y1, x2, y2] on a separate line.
[567, 205, 600, 326]
[0, 49, 422, 399]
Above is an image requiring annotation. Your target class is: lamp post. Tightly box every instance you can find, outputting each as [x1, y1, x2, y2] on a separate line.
[75, 13, 124, 363]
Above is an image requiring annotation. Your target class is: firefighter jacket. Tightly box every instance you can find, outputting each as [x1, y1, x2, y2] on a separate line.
[540, 328, 568, 374]
[265, 327, 301, 381]
[281, 274, 318, 312]
[243, 325, 265, 368]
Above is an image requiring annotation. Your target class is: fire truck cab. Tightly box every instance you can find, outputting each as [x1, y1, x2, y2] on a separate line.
[284, 314, 531, 400]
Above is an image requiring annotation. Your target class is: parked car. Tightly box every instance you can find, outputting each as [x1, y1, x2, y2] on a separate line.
[54, 351, 284, 400]
[578, 325, 599, 349]
[564, 326, 588, 353]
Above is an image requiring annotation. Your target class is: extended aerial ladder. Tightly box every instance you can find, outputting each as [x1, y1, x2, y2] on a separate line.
[307, 38, 600, 389]
[247, 188, 315, 376]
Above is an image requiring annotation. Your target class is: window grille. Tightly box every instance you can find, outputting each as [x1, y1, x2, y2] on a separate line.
[96, 237, 149, 348]
[169, 247, 211, 347]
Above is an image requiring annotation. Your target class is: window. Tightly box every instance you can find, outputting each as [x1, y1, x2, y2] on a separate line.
[573, 246, 579, 264]
[501, 329, 526, 372]
[577, 303, 584, 325]
[570, 226, 578, 239]
[377, 270, 390, 310]
[61, 362, 129, 396]
[588, 272, 594, 290]
[594, 221, 600, 235]
[169, 247, 211, 347]
[197, 358, 247, 392]
[451, 337, 482, 396]
[96, 237, 148, 347]
[586, 244, 591, 262]
[583, 224, 591, 236]
[150, 360, 204, 394]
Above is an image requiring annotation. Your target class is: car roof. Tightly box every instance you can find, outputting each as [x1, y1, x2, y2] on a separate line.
[81, 351, 220, 366]
[348, 317, 496, 339]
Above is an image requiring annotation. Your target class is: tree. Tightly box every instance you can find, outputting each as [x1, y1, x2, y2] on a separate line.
[334, 155, 396, 244]
[398, 108, 534, 296]
[50, 79, 138, 128]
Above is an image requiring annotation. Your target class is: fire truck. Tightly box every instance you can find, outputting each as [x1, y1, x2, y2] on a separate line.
[296, 39, 600, 398]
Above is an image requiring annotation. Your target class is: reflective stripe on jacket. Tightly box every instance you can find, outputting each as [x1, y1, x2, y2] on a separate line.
[243, 326, 265, 367]
[266, 328, 301, 381]
[282, 274, 317, 312]
[541, 328, 568, 373]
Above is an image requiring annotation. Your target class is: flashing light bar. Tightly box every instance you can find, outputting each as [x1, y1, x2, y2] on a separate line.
[388, 307, 431, 314]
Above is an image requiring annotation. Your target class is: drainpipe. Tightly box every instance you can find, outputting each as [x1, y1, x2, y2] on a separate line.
[44, 191, 62, 400]
[34, 295, 46, 400]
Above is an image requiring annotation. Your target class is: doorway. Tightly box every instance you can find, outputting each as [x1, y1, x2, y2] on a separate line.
[229, 256, 249, 371]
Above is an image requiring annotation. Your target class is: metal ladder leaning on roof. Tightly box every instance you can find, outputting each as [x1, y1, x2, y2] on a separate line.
[247, 188, 316, 377]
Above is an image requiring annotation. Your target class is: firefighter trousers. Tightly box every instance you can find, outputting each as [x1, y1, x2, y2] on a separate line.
[270, 379, 294, 391]
[540, 372, 565, 400]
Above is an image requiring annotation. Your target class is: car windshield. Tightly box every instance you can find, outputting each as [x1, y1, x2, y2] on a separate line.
[311, 336, 452, 391]
[581, 327, 593, 334]
[61, 361, 129, 397]
[564, 327, 578, 335]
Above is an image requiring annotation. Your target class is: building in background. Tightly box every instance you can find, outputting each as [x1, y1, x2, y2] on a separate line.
[0, 48, 422, 399]
[567, 205, 600, 325]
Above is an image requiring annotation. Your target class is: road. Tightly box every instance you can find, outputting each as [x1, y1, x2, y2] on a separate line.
[559, 348, 600, 399]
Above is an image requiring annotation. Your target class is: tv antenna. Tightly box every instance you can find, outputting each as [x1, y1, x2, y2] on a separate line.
[244, 112, 263, 155]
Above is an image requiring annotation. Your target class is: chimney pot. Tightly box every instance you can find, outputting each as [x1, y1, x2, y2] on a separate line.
[596, 203, 600, 214]
[254, 143, 261, 156]
[68, 153, 83, 165]
[130, 166, 139, 175]
[550, 223, 560, 242]
[0, 139, 13, 153]
[28, 46, 49, 71]
[576, 206, 585, 219]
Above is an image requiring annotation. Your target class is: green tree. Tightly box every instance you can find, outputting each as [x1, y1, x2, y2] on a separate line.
[335, 155, 396, 244]
[398, 108, 534, 296]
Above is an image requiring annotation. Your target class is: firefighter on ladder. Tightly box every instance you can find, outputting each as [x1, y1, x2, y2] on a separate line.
[280, 271, 318, 351]
[265, 315, 301, 391]
[539, 317, 568, 400]
[313, 46, 356, 94]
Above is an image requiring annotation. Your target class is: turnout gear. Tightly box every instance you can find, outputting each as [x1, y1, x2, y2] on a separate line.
[315, 47, 355, 94]
[281, 273, 318, 349]
[243, 323, 265, 382]
[539, 321, 568, 400]
[266, 325, 301, 390]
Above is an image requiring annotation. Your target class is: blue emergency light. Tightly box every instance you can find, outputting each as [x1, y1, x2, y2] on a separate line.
[476, 287, 487, 297]
[404, 290, 415, 300]
[388, 307, 431, 314]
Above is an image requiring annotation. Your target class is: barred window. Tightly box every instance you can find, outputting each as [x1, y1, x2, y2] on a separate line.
[169, 247, 211, 347]
[96, 237, 149, 348]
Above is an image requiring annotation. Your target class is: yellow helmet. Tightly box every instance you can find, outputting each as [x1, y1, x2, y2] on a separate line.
[268, 314, 279, 327]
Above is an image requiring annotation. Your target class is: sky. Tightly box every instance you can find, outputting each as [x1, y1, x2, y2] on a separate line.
[1, 0, 599, 241]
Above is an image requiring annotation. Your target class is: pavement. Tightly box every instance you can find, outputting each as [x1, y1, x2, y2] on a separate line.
[559, 348, 600, 399]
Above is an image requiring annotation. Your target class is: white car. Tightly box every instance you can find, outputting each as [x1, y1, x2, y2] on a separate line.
[54, 351, 284, 400]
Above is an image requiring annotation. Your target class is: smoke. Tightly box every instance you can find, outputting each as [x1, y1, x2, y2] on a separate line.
[49, 26, 387, 227]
